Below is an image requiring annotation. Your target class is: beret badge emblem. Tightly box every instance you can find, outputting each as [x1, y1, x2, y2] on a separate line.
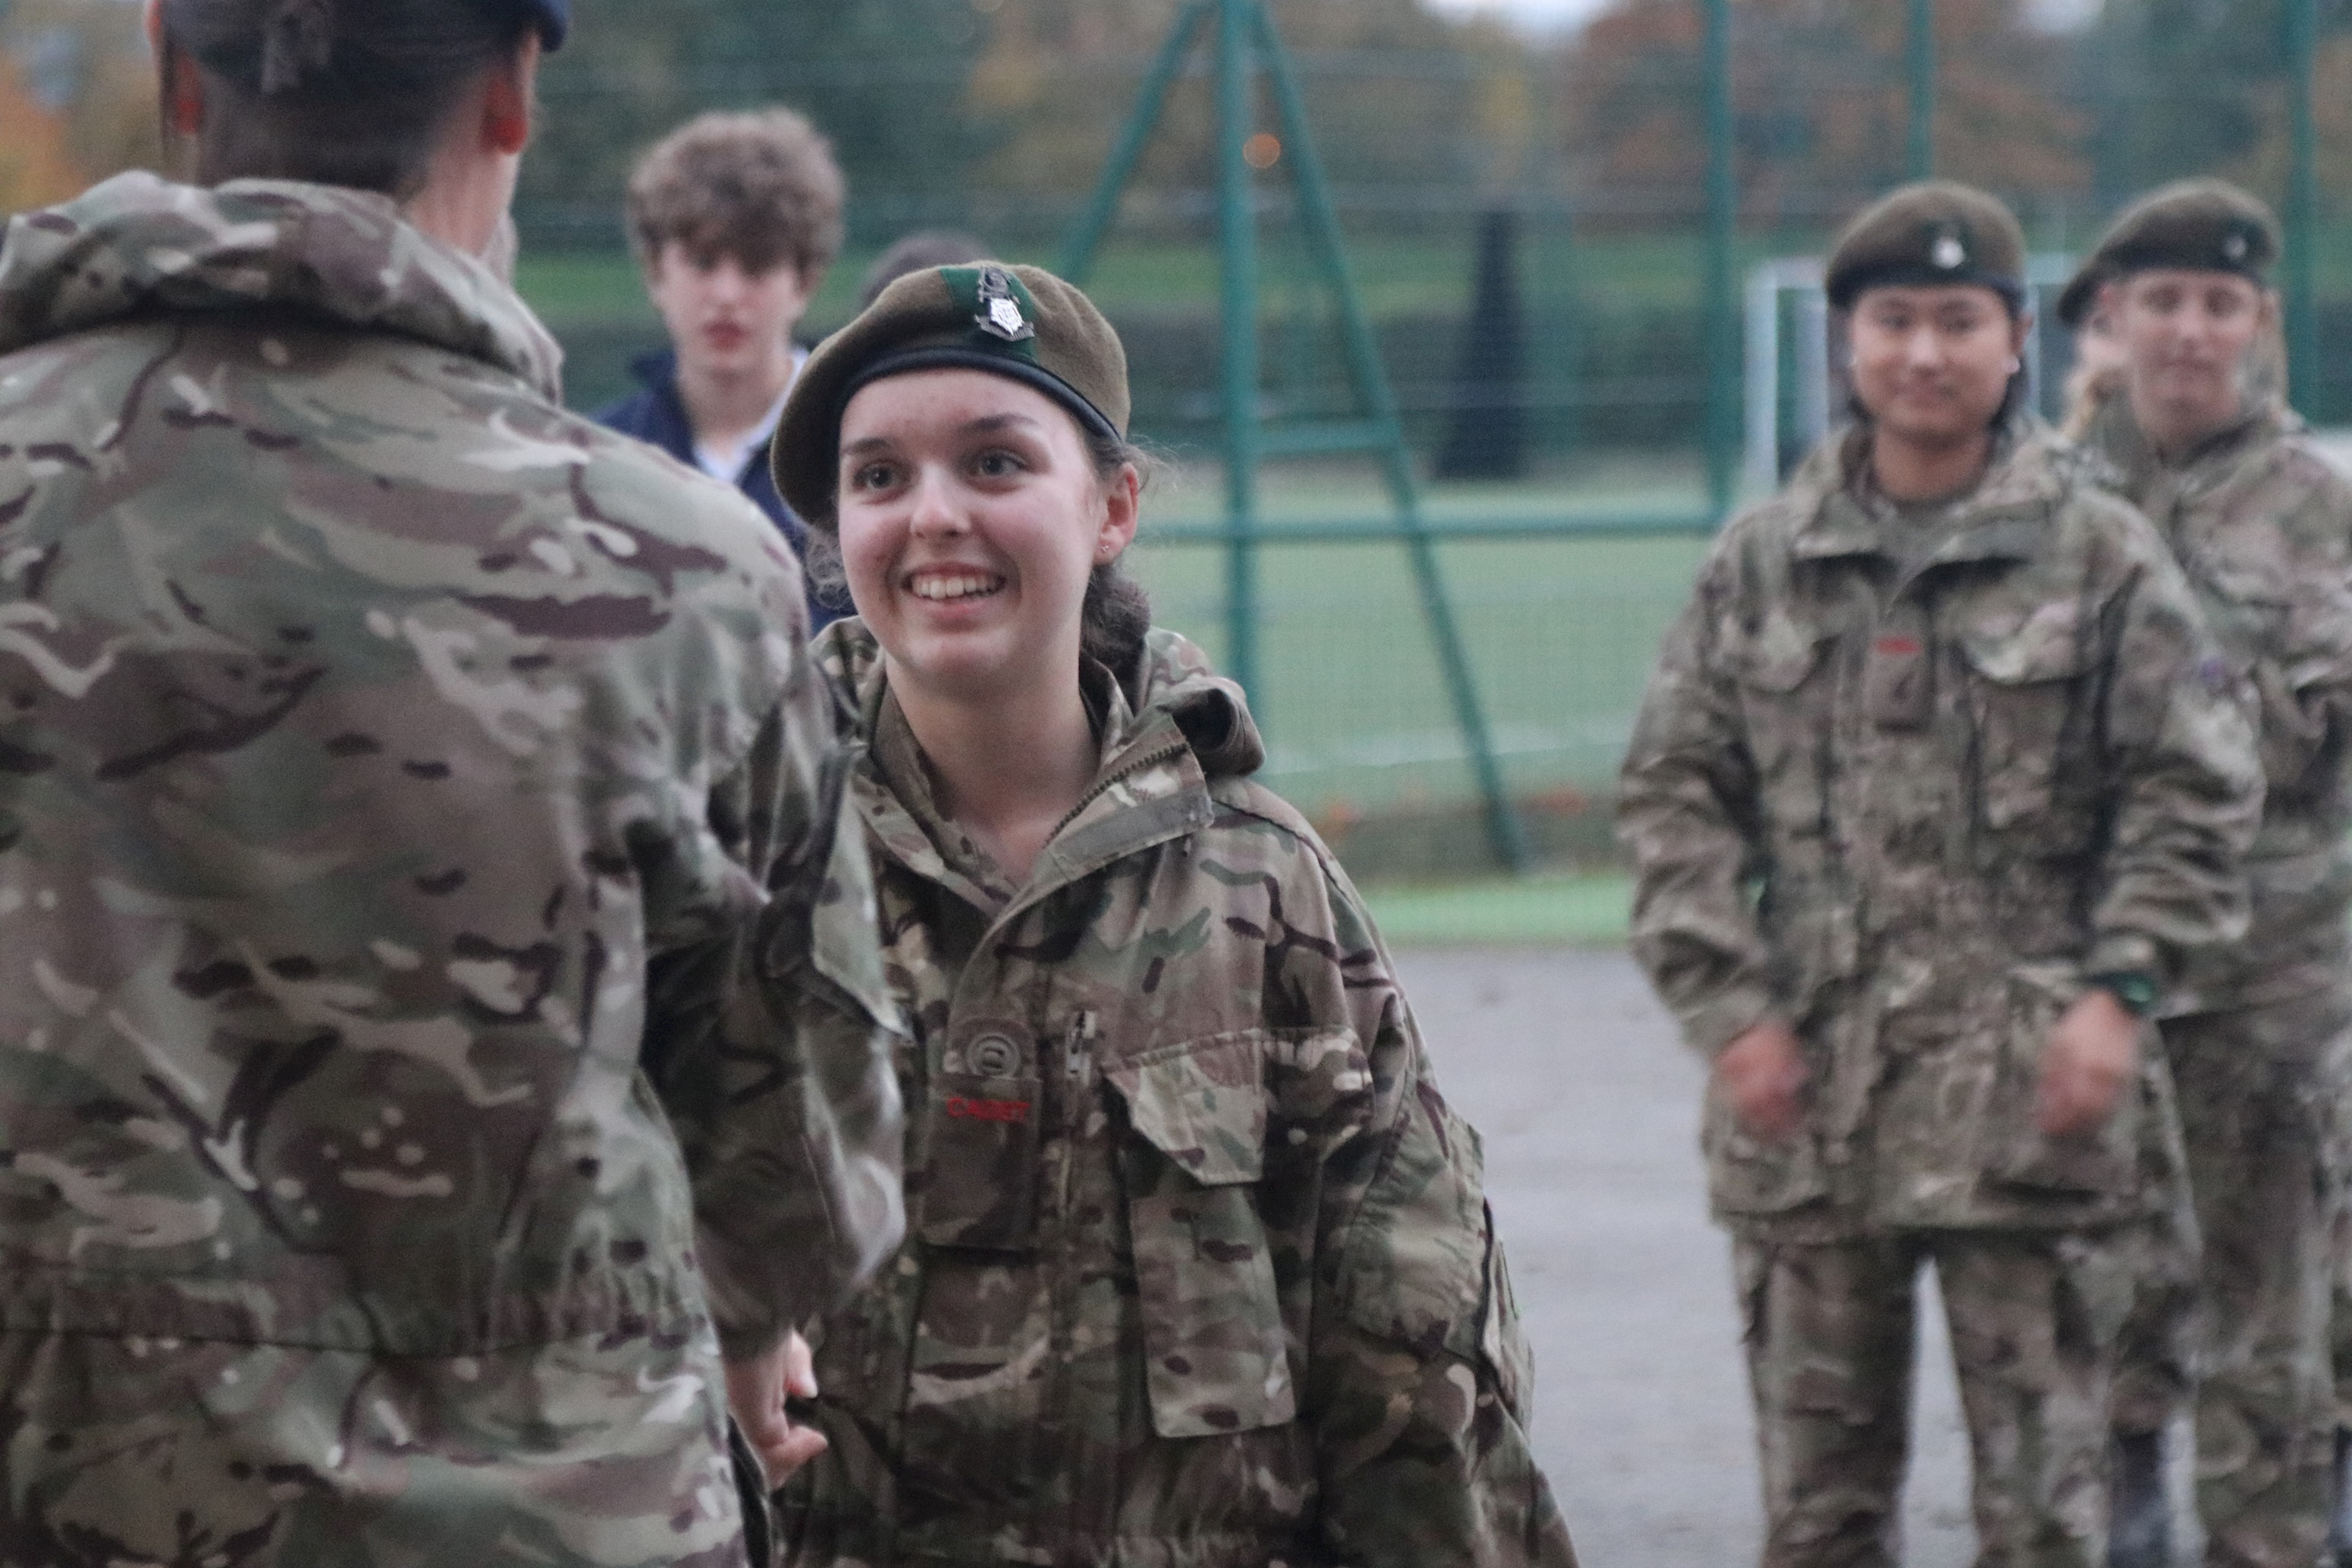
[1932, 232, 1966, 270]
[974, 266, 1037, 342]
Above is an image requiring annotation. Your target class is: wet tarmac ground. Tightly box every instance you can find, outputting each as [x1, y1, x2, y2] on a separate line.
[1400, 946, 1977, 1568]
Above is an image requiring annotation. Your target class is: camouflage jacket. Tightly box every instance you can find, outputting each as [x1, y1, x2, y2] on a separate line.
[0, 174, 901, 1566]
[1619, 420, 2262, 1239]
[773, 620, 1577, 1568]
[2079, 394, 2352, 1015]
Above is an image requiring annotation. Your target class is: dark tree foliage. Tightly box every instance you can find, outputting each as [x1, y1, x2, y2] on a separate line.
[520, 0, 997, 245]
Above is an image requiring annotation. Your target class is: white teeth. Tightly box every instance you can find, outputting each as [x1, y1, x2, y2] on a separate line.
[910, 573, 1002, 602]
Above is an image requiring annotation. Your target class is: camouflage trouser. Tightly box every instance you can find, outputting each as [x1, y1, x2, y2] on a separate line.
[2110, 993, 2350, 1568]
[1735, 1227, 2144, 1568]
[0, 1326, 751, 1568]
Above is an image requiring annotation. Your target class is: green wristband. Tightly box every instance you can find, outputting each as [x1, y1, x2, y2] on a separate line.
[2088, 971, 2160, 1018]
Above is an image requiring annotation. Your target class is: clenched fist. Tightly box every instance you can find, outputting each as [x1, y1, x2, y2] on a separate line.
[1717, 1020, 1809, 1142]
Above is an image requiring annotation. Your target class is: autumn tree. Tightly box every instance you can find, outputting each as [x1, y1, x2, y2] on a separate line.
[1557, 0, 2091, 233]
[0, 0, 162, 216]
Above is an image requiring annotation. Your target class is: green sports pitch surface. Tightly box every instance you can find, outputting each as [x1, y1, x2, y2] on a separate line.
[1131, 459, 1715, 821]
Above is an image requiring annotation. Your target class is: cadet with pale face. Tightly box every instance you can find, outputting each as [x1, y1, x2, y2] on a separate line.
[2068, 179, 2352, 1568]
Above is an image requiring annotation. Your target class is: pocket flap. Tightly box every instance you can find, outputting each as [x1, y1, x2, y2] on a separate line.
[1720, 609, 1830, 693]
[1105, 1034, 1267, 1185]
[1958, 599, 2089, 685]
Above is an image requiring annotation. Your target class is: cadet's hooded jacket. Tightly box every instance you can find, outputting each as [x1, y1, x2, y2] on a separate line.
[776, 620, 1578, 1568]
[1619, 420, 2262, 1240]
[0, 174, 903, 1566]
[2079, 394, 2352, 1016]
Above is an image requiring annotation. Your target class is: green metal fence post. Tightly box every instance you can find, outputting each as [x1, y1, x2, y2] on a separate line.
[1703, 0, 1737, 521]
[1908, 0, 1934, 179]
[1058, 0, 1214, 283]
[2285, 0, 2319, 412]
[1215, 0, 1263, 709]
[1253, 8, 1531, 873]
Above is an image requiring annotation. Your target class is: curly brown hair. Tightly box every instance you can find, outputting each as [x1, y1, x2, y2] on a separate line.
[625, 108, 846, 281]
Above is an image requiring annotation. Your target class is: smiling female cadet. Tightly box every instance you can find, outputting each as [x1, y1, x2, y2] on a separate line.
[1620, 182, 2262, 1567]
[757, 263, 1579, 1567]
[2065, 181, 2352, 1568]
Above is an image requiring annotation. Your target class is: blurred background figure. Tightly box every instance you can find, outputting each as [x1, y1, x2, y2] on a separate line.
[597, 106, 848, 628]
[2056, 260, 2125, 440]
[857, 227, 988, 309]
[2067, 179, 2352, 1568]
[1621, 180, 2263, 1568]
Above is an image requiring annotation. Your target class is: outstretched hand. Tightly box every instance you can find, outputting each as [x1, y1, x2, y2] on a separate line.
[727, 1330, 828, 1488]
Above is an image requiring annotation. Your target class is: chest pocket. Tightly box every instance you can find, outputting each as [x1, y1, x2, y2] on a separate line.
[1958, 600, 2096, 834]
[2191, 559, 2291, 682]
[1106, 1031, 1306, 1441]
[1720, 608, 1838, 834]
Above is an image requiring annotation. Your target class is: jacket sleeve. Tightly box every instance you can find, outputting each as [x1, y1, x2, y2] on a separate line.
[1304, 871, 1579, 1568]
[2086, 525, 2264, 980]
[1616, 549, 1777, 1057]
[644, 583, 908, 1363]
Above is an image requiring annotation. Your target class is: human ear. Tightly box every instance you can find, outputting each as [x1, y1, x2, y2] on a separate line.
[1096, 464, 1142, 561]
[159, 41, 204, 137]
[481, 34, 541, 156]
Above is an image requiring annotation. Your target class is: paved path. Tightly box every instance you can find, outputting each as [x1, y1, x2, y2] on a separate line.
[1396, 947, 1976, 1567]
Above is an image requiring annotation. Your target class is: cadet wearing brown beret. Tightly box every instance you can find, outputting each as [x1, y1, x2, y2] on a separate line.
[1625, 172, 2265, 1568]
[1824, 178, 2027, 310]
[2066, 178, 2277, 310]
[2065, 176, 2352, 1568]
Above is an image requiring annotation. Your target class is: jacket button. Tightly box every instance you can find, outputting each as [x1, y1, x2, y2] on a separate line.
[970, 1034, 1020, 1076]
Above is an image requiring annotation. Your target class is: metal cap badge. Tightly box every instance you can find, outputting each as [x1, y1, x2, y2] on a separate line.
[975, 266, 1037, 342]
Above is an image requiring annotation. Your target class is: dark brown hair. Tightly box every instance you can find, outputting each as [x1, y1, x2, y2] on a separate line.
[626, 109, 847, 281]
[803, 423, 1155, 678]
[158, 0, 534, 198]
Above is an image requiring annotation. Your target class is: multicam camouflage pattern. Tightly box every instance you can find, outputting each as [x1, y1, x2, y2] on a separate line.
[2079, 394, 2352, 1568]
[2158, 995, 2352, 1568]
[1619, 420, 2262, 1237]
[773, 621, 1577, 1567]
[1737, 1227, 2147, 1568]
[2079, 394, 2352, 1014]
[0, 173, 903, 1564]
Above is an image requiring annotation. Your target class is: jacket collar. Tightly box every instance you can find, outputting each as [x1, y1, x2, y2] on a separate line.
[2084, 387, 2295, 504]
[1788, 417, 2066, 572]
[0, 172, 564, 400]
[815, 620, 1254, 917]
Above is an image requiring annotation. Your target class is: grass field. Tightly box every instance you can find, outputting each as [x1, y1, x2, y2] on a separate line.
[1360, 871, 1632, 947]
[1126, 459, 1714, 818]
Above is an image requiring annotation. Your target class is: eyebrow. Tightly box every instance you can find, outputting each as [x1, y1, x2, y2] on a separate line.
[841, 411, 1045, 459]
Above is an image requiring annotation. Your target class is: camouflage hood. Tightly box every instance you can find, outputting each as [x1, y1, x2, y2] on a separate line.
[817, 617, 1267, 782]
[0, 172, 562, 401]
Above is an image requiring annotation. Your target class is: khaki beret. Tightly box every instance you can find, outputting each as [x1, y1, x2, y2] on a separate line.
[773, 262, 1129, 528]
[2060, 178, 2278, 326]
[1825, 181, 2027, 311]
